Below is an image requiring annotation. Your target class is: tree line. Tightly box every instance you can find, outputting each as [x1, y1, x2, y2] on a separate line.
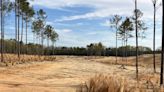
[0, 40, 153, 56]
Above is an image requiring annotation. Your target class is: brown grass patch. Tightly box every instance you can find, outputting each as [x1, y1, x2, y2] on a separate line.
[0, 54, 57, 66]
[77, 74, 164, 92]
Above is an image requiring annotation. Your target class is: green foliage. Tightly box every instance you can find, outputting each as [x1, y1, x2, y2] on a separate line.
[110, 15, 122, 30]
[0, 39, 153, 56]
[1, 0, 13, 15]
[50, 31, 59, 44]
[32, 20, 44, 35]
[44, 25, 58, 43]
[132, 9, 148, 38]
[32, 9, 47, 38]
[118, 17, 134, 39]
[87, 42, 105, 56]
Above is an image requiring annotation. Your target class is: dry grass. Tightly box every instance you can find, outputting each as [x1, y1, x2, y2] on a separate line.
[0, 54, 56, 66]
[0, 55, 164, 92]
[87, 54, 161, 68]
[0, 54, 161, 68]
[77, 74, 130, 92]
[138, 73, 162, 91]
[77, 74, 164, 92]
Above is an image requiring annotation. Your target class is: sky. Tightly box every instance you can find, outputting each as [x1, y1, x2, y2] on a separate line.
[5, 0, 163, 49]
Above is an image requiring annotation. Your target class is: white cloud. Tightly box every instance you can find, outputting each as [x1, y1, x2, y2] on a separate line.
[62, 29, 72, 33]
[55, 29, 73, 34]
[54, 28, 116, 47]
[46, 21, 54, 25]
[31, 0, 162, 22]
[87, 32, 98, 35]
[101, 20, 110, 27]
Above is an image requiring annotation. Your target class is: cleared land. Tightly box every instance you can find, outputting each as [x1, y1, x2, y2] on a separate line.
[0, 55, 162, 92]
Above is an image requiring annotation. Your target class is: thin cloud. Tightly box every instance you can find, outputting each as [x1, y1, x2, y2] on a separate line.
[31, 0, 162, 22]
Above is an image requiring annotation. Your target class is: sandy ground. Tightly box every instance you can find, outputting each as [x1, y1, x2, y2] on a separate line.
[0, 56, 160, 92]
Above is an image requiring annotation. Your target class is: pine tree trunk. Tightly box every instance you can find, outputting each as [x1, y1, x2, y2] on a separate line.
[52, 42, 54, 55]
[48, 38, 50, 55]
[26, 20, 28, 54]
[2, 12, 5, 54]
[47, 38, 49, 55]
[126, 33, 128, 64]
[52, 42, 56, 56]
[0, 0, 4, 62]
[153, 4, 156, 73]
[135, 0, 139, 80]
[122, 39, 124, 62]
[15, 0, 17, 54]
[123, 30, 126, 67]
[41, 31, 44, 56]
[20, 14, 23, 54]
[17, 0, 20, 58]
[160, 0, 163, 86]
[116, 29, 118, 64]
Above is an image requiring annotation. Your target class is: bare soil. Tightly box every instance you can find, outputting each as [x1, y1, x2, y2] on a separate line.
[0, 55, 161, 92]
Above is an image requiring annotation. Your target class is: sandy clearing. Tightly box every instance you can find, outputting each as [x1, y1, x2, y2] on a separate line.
[0, 56, 158, 92]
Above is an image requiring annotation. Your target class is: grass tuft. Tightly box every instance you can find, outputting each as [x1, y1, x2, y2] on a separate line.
[77, 74, 164, 92]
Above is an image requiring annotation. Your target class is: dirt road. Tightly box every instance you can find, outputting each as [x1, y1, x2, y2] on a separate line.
[0, 56, 155, 92]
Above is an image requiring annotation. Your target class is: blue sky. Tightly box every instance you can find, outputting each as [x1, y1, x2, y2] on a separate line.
[5, 0, 162, 49]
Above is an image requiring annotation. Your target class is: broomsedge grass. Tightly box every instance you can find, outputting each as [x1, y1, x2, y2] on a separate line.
[77, 74, 164, 92]
[0, 54, 56, 66]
